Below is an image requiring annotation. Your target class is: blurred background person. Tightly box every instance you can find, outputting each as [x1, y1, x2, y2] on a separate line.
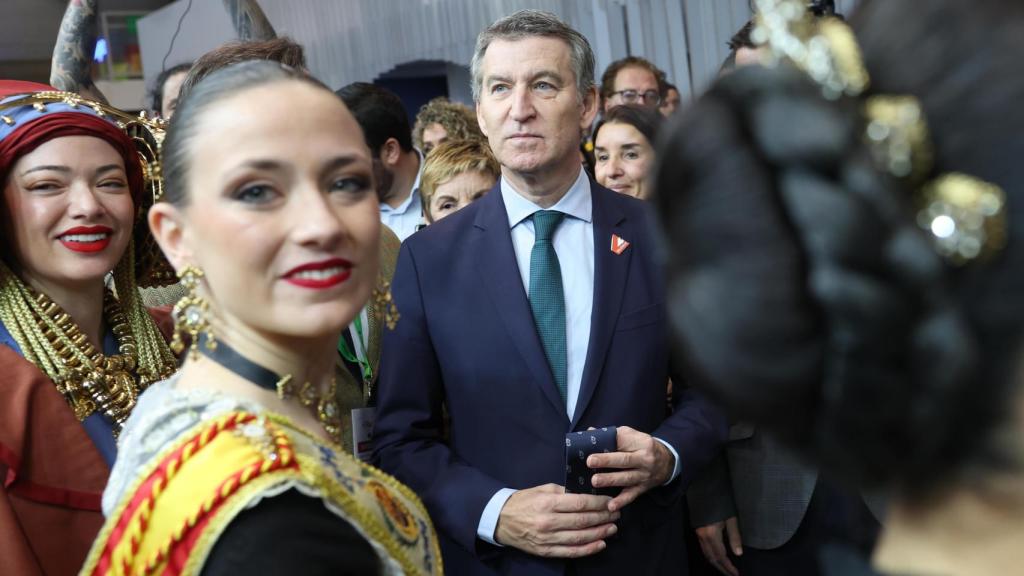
[592, 104, 661, 200]
[654, 0, 1024, 575]
[599, 55, 666, 113]
[337, 82, 424, 242]
[0, 80, 177, 575]
[660, 82, 681, 117]
[413, 96, 485, 156]
[419, 139, 499, 224]
[148, 62, 191, 120]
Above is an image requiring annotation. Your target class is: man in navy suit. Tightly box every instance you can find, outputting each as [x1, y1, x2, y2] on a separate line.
[373, 10, 726, 575]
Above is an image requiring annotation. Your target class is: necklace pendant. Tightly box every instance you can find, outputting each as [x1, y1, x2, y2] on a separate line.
[317, 378, 343, 442]
[298, 381, 318, 407]
[276, 374, 295, 400]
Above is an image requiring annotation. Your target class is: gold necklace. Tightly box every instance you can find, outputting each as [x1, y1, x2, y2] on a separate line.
[276, 375, 343, 442]
[195, 335, 343, 443]
[40, 290, 152, 430]
[0, 264, 178, 434]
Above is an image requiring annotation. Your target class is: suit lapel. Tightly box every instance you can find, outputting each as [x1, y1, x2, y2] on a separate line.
[572, 182, 631, 429]
[474, 186, 568, 420]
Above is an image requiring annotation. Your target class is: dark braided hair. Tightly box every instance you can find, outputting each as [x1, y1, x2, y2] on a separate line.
[654, 0, 1024, 500]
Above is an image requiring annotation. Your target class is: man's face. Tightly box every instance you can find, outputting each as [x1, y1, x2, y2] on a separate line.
[476, 36, 598, 180]
[604, 65, 660, 112]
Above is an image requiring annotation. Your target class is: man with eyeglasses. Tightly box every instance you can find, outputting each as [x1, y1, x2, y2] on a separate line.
[599, 56, 667, 113]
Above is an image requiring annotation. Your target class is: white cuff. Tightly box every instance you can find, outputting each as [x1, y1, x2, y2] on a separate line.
[654, 437, 682, 485]
[476, 488, 518, 545]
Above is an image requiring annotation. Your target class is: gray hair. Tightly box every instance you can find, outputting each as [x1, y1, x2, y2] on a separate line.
[162, 60, 331, 206]
[470, 10, 596, 102]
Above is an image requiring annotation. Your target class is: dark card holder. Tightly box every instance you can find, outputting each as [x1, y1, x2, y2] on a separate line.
[564, 427, 618, 497]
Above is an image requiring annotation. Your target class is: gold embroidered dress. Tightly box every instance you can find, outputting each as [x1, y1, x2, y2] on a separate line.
[81, 376, 442, 576]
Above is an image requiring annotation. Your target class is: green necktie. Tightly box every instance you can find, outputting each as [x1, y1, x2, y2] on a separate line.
[528, 210, 567, 405]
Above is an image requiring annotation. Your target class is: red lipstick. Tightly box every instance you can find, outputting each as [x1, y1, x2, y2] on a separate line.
[58, 226, 113, 253]
[282, 258, 352, 289]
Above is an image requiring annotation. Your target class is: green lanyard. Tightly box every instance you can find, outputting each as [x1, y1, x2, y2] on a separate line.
[338, 314, 373, 384]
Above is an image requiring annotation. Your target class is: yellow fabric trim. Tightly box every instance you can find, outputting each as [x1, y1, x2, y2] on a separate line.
[80, 413, 256, 576]
[265, 413, 443, 574]
[83, 411, 443, 576]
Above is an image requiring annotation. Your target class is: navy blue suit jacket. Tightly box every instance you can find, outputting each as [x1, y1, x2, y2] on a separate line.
[373, 179, 726, 575]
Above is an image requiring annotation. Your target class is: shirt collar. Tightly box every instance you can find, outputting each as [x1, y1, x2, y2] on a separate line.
[380, 149, 425, 215]
[501, 167, 592, 229]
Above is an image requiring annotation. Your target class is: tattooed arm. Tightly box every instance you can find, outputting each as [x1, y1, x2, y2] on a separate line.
[50, 0, 108, 103]
[222, 0, 277, 41]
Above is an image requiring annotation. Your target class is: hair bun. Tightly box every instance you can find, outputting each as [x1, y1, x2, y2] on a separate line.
[655, 64, 978, 489]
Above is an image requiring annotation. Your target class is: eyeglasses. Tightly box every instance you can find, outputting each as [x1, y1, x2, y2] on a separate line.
[609, 89, 661, 107]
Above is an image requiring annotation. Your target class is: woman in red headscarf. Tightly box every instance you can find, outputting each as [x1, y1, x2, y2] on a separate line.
[0, 80, 177, 575]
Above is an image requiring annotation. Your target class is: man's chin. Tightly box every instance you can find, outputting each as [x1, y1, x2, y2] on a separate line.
[499, 154, 549, 174]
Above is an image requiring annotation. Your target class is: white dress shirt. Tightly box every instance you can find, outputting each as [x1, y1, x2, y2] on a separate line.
[380, 150, 424, 241]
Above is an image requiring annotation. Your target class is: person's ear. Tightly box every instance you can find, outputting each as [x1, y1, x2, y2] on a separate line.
[581, 86, 600, 132]
[148, 202, 193, 273]
[379, 138, 402, 167]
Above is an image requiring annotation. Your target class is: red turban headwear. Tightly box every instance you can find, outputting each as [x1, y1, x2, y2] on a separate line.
[0, 81, 145, 204]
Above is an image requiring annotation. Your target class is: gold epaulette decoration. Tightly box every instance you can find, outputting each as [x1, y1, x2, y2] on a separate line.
[81, 411, 443, 576]
[81, 412, 297, 576]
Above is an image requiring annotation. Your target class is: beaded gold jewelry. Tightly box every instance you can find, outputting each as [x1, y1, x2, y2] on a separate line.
[0, 260, 177, 434]
[276, 374, 343, 442]
[751, 0, 1007, 264]
[170, 265, 216, 359]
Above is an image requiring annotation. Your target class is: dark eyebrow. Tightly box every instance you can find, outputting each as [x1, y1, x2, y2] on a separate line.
[232, 155, 365, 180]
[240, 159, 287, 172]
[95, 164, 126, 176]
[594, 143, 643, 152]
[320, 155, 363, 176]
[20, 165, 70, 176]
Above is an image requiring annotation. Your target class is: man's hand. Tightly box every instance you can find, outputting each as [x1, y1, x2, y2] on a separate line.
[696, 517, 743, 576]
[494, 484, 620, 558]
[587, 426, 675, 512]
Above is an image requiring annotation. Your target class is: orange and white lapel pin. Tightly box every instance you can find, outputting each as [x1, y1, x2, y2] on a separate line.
[611, 234, 630, 255]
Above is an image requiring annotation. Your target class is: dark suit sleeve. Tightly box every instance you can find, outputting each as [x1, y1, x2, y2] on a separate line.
[652, 355, 729, 495]
[686, 454, 739, 527]
[372, 243, 507, 556]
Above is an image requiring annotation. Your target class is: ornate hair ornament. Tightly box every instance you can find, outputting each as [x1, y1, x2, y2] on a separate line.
[0, 91, 175, 284]
[751, 0, 1007, 264]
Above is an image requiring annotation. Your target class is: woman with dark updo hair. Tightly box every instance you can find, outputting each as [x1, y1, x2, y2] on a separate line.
[655, 0, 1024, 574]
